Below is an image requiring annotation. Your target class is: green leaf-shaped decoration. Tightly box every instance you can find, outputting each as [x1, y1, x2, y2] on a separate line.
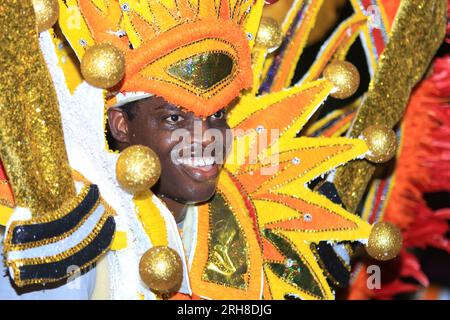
[167, 52, 234, 91]
[263, 228, 324, 299]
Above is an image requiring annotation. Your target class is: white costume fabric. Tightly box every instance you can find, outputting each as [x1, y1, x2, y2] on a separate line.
[39, 31, 197, 300]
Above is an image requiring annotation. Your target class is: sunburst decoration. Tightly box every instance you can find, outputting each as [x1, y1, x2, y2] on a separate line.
[191, 0, 375, 300]
[50, 0, 383, 300]
[58, 0, 264, 116]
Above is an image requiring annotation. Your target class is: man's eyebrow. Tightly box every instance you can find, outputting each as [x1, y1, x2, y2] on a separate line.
[154, 103, 179, 112]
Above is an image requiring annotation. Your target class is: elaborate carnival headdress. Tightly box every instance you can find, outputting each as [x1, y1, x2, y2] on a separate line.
[58, 0, 259, 115]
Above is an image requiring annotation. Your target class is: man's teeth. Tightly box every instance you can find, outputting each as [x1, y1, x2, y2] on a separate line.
[177, 157, 215, 167]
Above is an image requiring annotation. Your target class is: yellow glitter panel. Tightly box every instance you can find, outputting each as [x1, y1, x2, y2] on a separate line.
[249, 48, 269, 95]
[134, 191, 169, 247]
[50, 27, 83, 95]
[244, 0, 265, 49]
[110, 230, 127, 250]
[0, 0, 75, 213]
[0, 205, 14, 227]
[57, 0, 95, 60]
[334, 0, 447, 212]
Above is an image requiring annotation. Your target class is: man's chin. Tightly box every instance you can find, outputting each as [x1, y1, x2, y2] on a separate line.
[174, 187, 218, 206]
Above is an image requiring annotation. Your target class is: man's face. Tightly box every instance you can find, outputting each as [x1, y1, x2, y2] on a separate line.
[108, 96, 234, 204]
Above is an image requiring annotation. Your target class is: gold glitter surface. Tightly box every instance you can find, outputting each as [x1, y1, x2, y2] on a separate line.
[116, 145, 161, 194]
[80, 43, 125, 89]
[334, 0, 447, 212]
[0, 0, 75, 213]
[255, 17, 283, 52]
[139, 246, 183, 294]
[362, 125, 397, 163]
[203, 193, 248, 289]
[323, 61, 360, 99]
[366, 222, 402, 261]
[32, 0, 59, 33]
[168, 52, 235, 91]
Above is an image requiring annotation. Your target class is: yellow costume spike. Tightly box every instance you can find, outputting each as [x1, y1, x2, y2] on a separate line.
[91, 0, 108, 12]
[201, 1, 378, 295]
[211, 127, 371, 299]
[58, 0, 94, 58]
[104, 0, 123, 23]
[225, 80, 331, 175]
[198, 0, 217, 18]
[160, 0, 177, 10]
[264, 247, 334, 300]
[240, 0, 265, 52]
[218, 0, 231, 19]
[249, 49, 268, 93]
[58, 0, 257, 116]
[148, 0, 179, 32]
[121, 10, 156, 48]
[175, 0, 197, 19]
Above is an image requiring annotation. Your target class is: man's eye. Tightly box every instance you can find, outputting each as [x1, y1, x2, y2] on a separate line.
[165, 114, 184, 123]
[211, 110, 225, 120]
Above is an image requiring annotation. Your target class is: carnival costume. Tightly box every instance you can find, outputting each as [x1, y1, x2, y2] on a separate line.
[0, 0, 447, 300]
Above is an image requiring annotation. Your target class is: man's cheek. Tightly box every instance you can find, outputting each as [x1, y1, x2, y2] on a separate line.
[153, 132, 178, 157]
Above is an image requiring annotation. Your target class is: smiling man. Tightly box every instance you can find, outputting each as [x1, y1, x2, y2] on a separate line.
[55, 0, 257, 300]
[51, 0, 401, 300]
[107, 97, 235, 223]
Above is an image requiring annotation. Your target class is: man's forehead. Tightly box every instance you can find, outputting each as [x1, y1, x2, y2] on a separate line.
[136, 96, 178, 111]
[137, 95, 238, 116]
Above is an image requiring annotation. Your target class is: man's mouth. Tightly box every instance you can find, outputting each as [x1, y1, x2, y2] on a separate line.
[175, 156, 220, 182]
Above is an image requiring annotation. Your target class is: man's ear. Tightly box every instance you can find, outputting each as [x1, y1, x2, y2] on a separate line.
[107, 107, 130, 143]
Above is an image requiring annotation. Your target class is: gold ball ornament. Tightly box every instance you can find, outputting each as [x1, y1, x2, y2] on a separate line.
[139, 246, 183, 294]
[255, 17, 283, 52]
[32, 0, 59, 33]
[116, 145, 161, 194]
[80, 43, 125, 89]
[366, 222, 403, 261]
[362, 125, 397, 163]
[323, 61, 360, 99]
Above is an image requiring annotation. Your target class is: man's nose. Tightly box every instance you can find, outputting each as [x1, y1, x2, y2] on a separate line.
[192, 117, 212, 147]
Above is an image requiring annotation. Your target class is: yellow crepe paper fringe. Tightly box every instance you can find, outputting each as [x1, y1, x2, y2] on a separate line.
[134, 191, 168, 247]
